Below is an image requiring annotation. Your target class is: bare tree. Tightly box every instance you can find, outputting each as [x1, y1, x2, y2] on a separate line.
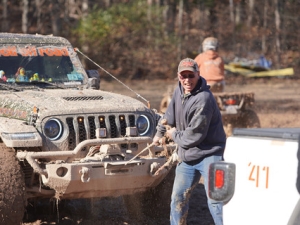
[229, 0, 234, 22]
[183, 1, 191, 43]
[22, 0, 29, 33]
[229, 0, 236, 52]
[67, 0, 82, 19]
[1, 0, 9, 31]
[50, 0, 61, 35]
[177, 0, 183, 60]
[274, 0, 281, 68]
[35, 0, 44, 33]
[235, 0, 241, 25]
[104, 0, 112, 7]
[247, 0, 255, 28]
[162, 0, 176, 36]
[147, 0, 153, 40]
[262, 0, 268, 53]
[82, 1, 88, 18]
[81, 0, 89, 68]
[0, 0, 298, 72]
[246, 0, 255, 53]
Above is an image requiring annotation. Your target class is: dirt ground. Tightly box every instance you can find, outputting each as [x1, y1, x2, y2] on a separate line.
[22, 76, 300, 225]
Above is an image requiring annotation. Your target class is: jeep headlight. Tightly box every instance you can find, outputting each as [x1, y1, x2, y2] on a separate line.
[136, 115, 150, 136]
[44, 118, 63, 140]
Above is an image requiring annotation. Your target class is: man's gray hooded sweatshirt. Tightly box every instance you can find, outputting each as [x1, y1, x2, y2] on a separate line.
[156, 77, 226, 162]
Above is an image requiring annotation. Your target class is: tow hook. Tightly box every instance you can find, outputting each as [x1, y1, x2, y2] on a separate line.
[79, 167, 90, 183]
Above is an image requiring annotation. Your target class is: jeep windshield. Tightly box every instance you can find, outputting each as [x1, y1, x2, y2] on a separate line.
[0, 45, 87, 87]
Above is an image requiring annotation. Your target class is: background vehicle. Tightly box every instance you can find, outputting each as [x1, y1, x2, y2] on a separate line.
[0, 33, 175, 224]
[209, 127, 300, 225]
[160, 84, 260, 136]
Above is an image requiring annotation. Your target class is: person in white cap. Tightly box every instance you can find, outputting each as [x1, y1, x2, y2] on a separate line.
[153, 58, 226, 225]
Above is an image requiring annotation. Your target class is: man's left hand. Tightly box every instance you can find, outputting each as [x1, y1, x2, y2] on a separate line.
[166, 127, 176, 140]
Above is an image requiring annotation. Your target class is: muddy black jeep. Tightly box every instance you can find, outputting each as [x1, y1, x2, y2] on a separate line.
[0, 33, 174, 224]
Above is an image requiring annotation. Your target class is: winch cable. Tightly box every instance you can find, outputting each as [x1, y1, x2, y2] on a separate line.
[74, 48, 151, 108]
[125, 143, 154, 165]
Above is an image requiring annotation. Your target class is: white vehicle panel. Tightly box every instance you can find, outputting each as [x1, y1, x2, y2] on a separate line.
[224, 136, 299, 225]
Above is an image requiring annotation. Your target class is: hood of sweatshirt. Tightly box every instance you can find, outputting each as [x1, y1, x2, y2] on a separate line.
[178, 76, 210, 97]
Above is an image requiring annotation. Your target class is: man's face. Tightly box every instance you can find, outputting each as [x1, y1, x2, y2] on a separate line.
[178, 70, 199, 94]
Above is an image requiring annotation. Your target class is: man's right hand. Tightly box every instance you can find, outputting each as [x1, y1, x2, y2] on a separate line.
[152, 135, 161, 146]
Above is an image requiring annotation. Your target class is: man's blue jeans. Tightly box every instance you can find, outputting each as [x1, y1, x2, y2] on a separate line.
[170, 155, 223, 225]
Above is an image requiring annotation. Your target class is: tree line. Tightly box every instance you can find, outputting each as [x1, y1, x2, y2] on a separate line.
[1, 0, 299, 79]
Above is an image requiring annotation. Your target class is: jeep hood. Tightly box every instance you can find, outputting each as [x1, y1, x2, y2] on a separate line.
[0, 89, 149, 120]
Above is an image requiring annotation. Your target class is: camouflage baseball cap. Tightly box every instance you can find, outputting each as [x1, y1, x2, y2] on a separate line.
[177, 58, 199, 74]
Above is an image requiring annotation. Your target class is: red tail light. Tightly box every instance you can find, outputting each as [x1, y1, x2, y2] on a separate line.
[225, 99, 237, 105]
[209, 162, 235, 202]
[215, 169, 224, 188]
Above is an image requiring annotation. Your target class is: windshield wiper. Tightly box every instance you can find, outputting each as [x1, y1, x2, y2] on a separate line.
[25, 81, 66, 89]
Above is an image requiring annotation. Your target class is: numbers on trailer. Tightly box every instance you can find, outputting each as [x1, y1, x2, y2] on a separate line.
[248, 163, 269, 188]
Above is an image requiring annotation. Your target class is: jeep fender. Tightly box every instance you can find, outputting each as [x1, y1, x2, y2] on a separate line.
[0, 117, 42, 147]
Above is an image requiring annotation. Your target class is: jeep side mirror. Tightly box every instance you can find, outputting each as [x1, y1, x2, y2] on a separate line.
[86, 70, 100, 90]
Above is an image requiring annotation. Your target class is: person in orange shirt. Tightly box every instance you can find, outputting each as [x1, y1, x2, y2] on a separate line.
[194, 37, 225, 92]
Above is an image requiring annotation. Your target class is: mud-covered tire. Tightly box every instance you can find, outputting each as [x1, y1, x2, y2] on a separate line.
[0, 143, 26, 224]
[239, 109, 261, 128]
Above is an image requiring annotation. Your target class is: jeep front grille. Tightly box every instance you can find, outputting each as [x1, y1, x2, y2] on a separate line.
[109, 115, 117, 138]
[66, 114, 136, 150]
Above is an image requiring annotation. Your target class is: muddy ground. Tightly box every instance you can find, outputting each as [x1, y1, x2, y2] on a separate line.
[22, 76, 300, 225]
